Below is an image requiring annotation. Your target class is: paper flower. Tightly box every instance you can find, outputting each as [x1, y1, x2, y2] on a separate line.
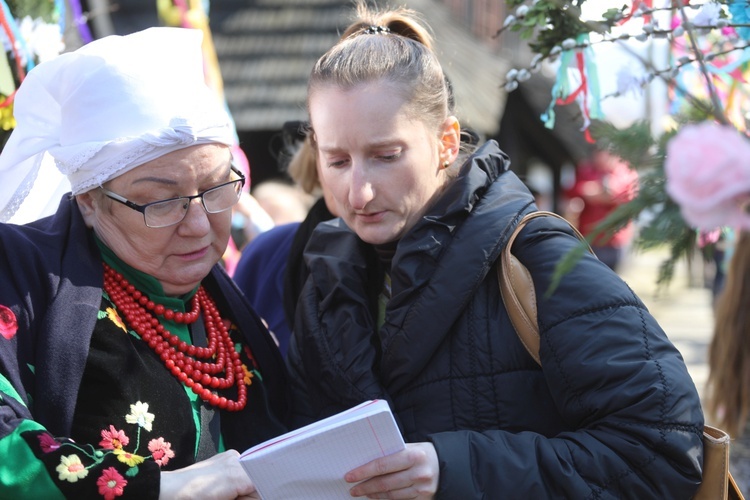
[729, 0, 750, 40]
[665, 122, 750, 231]
[616, 66, 647, 97]
[18, 17, 64, 64]
[693, 2, 722, 27]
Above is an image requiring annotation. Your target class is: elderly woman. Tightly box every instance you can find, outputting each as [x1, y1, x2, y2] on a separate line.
[0, 28, 287, 498]
[286, 4, 705, 499]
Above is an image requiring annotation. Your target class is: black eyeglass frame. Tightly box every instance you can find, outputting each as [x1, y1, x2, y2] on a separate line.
[99, 165, 246, 228]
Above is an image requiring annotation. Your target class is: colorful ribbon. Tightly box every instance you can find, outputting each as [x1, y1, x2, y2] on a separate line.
[543, 33, 602, 143]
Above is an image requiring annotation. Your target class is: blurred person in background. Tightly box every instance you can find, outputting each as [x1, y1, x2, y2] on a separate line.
[233, 125, 336, 358]
[251, 179, 315, 227]
[564, 148, 639, 272]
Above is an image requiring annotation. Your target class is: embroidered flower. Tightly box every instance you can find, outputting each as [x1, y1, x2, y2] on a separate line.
[99, 425, 130, 450]
[0, 305, 18, 340]
[37, 433, 61, 453]
[96, 467, 127, 500]
[125, 402, 154, 432]
[113, 449, 145, 467]
[665, 122, 750, 230]
[105, 308, 127, 332]
[242, 364, 254, 386]
[147, 437, 175, 467]
[56, 454, 89, 482]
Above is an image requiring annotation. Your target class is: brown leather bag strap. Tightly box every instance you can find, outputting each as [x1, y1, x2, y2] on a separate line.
[497, 210, 591, 365]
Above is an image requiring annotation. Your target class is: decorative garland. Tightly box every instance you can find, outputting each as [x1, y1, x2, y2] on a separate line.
[500, 0, 750, 288]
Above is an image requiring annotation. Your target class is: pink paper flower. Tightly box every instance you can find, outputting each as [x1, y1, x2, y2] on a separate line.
[665, 122, 750, 230]
[0, 305, 18, 340]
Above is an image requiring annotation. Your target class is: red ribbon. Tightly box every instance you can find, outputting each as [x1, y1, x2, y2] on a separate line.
[0, 7, 25, 82]
[618, 0, 653, 25]
[555, 52, 595, 142]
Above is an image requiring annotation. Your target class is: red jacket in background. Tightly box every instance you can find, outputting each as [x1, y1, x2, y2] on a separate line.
[565, 152, 639, 248]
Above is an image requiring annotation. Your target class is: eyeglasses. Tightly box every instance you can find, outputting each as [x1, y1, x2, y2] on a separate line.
[99, 165, 246, 228]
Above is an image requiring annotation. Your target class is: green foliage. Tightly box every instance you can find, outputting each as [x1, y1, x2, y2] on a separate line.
[504, 0, 743, 291]
[506, 0, 594, 55]
[504, 0, 627, 56]
[7, 0, 57, 22]
[547, 120, 694, 294]
[588, 120, 655, 168]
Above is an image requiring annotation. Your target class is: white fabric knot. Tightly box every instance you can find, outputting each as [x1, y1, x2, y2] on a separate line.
[142, 119, 200, 147]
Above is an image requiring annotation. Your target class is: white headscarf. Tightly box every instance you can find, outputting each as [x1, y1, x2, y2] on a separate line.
[0, 27, 235, 223]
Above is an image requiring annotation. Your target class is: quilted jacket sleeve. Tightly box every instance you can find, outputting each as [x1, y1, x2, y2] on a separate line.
[430, 216, 704, 499]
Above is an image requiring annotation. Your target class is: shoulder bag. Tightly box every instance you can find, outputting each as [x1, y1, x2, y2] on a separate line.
[497, 210, 743, 500]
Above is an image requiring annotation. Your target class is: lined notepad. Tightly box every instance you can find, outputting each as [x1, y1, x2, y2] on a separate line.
[239, 400, 405, 500]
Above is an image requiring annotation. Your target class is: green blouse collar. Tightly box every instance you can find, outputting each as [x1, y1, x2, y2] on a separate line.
[95, 235, 199, 309]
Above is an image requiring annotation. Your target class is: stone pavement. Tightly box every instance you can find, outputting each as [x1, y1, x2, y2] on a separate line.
[617, 247, 715, 403]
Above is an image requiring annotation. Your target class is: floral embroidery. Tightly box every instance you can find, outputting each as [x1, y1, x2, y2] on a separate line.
[0, 304, 18, 340]
[99, 425, 129, 450]
[38, 432, 61, 453]
[113, 449, 145, 467]
[125, 402, 154, 432]
[242, 364, 254, 386]
[97, 307, 129, 334]
[105, 308, 127, 332]
[56, 454, 89, 482]
[32, 400, 174, 498]
[97, 467, 127, 500]
[147, 437, 175, 466]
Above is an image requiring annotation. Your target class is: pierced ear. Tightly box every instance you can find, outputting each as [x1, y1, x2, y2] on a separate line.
[439, 116, 461, 167]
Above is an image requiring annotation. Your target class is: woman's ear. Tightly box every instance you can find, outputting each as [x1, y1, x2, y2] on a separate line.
[75, 191, 98, 228]
[439, 116, 461, 168]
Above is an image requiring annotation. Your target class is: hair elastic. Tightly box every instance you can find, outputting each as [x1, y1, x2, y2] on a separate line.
[363, 25, 390, 35]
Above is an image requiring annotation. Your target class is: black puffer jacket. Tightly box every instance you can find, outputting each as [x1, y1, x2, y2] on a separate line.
[287, 141, 703, 498]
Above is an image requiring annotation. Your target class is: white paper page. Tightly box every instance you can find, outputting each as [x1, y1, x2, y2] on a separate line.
[240, 400, 405, 500]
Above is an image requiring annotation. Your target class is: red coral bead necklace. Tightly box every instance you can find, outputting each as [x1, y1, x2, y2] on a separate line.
[102, 263, 247, 411]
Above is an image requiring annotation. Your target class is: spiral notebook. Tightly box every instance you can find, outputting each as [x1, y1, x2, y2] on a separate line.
[239, 399, 405, 500]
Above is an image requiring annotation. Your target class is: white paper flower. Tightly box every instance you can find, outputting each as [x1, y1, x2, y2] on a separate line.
[692, 2, 722, 27]
[616, 66, 647, 96]
[18, 16, 64, 64]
